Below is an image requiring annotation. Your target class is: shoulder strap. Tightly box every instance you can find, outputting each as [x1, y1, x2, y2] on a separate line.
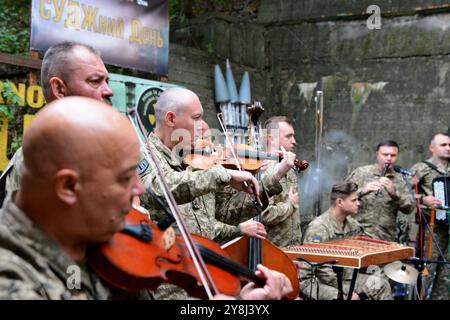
[422, 160, 447, 176]
[0, 163, 14, 208]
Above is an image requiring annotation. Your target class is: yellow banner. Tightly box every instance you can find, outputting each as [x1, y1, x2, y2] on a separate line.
[0, 81, 44, 171]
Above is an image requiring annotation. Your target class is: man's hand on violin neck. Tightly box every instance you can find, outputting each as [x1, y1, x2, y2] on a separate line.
[226, 169, 261, 197]
[273, 147, 296, 180]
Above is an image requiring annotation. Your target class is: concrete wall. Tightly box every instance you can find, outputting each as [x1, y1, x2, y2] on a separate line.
[168, 1, 450, 220]
[260, 1, 450, 166]
[169, 15, 269, 129]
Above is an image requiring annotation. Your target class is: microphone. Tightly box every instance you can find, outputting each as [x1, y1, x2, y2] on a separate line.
[393, 165, 414, 176]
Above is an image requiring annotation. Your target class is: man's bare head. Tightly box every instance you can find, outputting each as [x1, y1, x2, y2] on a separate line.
[264, 116, 297, 152]
[40, 41, 113, 104]
[18, 97, 144, 255]
[154, 87, 207, 150]
[429, 133, 450, 161]
[154, 87, 199, 125]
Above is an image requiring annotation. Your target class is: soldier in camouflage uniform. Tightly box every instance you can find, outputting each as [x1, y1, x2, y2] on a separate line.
[346, 140, 415, 242]
[410, 132, 450, 300]
[140, 132, 267, 242]
[138, 88, 296, 299]
[0, 41, 114, 202]
[259, 116, 301, 247]
[0, 98, 148, 299]
[300, 182, 393, 300]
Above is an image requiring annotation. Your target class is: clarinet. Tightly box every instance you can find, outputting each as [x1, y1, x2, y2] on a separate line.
[375, 163, 390, 196]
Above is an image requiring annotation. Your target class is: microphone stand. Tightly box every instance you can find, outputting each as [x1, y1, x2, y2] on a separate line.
[406, 257, 450, 266]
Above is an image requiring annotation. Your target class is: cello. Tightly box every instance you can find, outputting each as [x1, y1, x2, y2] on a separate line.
[218, 102, 300, 299]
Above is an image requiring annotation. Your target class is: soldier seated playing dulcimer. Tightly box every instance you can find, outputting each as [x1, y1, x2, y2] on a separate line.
[299, 182, 393, 300]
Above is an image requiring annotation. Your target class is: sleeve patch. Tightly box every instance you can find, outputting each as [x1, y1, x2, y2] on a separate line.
[137, 159, 150, 176]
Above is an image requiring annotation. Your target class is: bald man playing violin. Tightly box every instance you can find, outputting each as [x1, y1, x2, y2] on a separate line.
[0, 97, 292, 300]
[0, 97, 145, 299]
[138, 87, 296, 299]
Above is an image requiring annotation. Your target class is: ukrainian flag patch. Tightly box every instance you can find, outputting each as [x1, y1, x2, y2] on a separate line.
[137, 159, 150, 176]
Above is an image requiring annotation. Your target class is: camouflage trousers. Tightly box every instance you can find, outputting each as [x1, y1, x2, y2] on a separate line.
[301, 266, 393, 300]
[420, 223, 449, 300]
[397, 212, 417, 245]
[152, 283, 198, 300]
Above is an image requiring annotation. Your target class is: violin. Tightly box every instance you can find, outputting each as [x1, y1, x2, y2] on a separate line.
[87, 206, 265, 298]
[184, 139, 309, 174]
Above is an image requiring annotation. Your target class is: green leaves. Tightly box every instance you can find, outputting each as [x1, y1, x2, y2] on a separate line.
[0, 81, 20, 121]
[0, 0, 30, 55]
[2, 81, 24, 107]
[0, 80, 23, 157]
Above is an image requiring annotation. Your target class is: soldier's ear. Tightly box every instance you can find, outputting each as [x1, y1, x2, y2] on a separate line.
[54, 169, 80, 205]
[49, 77, 68, 100]
[164, 111, 176, 128]
[267, 134, 274, 146]
[429, 143, 435, 154]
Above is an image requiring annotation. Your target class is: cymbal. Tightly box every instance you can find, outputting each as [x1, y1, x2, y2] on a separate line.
[384, 261, 418, 285]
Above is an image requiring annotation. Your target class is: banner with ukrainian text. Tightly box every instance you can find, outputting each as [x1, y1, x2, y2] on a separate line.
[31, 0, 169, 75]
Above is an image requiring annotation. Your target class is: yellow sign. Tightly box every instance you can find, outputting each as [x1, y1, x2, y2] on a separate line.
[0, 82, 44, 171]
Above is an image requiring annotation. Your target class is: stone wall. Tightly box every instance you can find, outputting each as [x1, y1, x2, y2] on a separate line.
[168, 42, 268, 129]
[260, 1, 450, 166]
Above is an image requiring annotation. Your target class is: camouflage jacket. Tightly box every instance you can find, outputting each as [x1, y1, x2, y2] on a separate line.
[0, 147, 23, 205]
[346, 164, 415, 241]
[0, 194, 110, 300]
[299, 208, 365, 300]
[139, 133, 281, 242]
[411, 157, 450, 219]
[260, 160, 301, 247]
[214, 174, 284, 231]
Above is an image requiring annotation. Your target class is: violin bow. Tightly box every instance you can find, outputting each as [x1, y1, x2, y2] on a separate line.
[217, 111, 263, 211]
[128, 108, 218, 299]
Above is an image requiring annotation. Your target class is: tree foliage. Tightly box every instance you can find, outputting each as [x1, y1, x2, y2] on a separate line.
[169, 0, 227, 23]
[0, 0, 30, 55]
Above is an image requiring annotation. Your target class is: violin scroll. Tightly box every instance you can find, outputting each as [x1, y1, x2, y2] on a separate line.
[293, 159, 309, 173]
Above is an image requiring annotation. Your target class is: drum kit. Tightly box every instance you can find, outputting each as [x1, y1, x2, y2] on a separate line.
[383, 261, 418, 285]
